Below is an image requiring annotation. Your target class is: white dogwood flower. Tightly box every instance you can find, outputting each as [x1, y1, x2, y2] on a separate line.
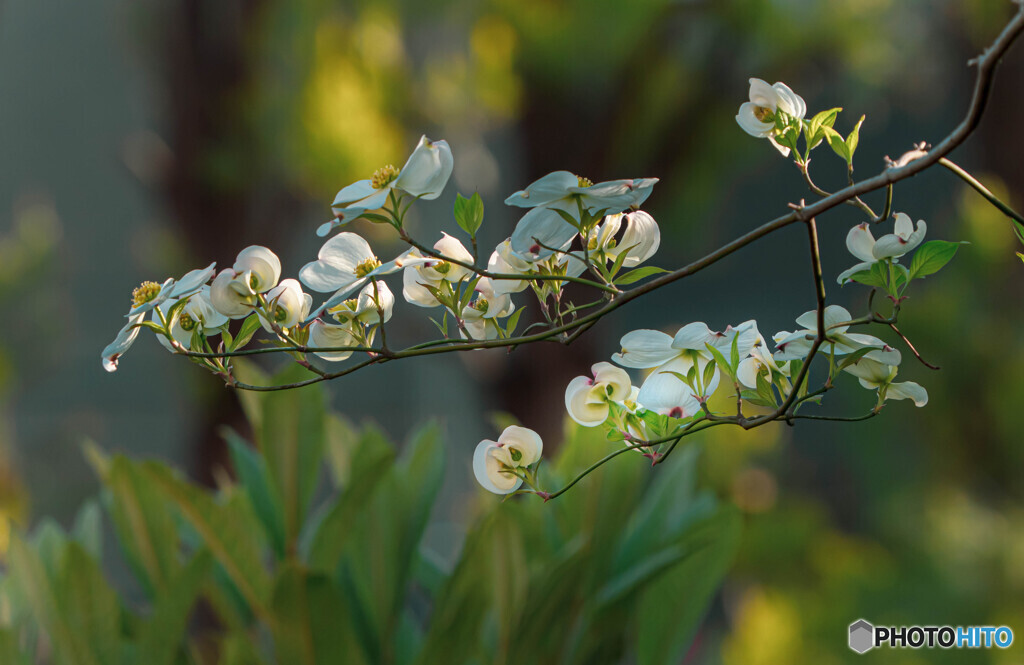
[460, 278, 515, 340]
[259, 279, 313, 335]
[326, 280, 395, 326]
[487, 239, 537, 297]
[737, 334, 790, 389]
[613, 321, 760, 416]
[308, 320, 362, 362]
[300, 232, 429, 319]
[774, 305, 902, 365]
[401, 233, 475, 308]
[154, 286, 229, 350]
[736, 78, 806, 156]
[102, 262, 218, 371]
[319, 135, 454, 236]
[843, 357, 928, 406]
[837, 213, 928, 284]
[127, 262, 217, 318]
[564, 361, 633, 426]
[473, 426, 544, 495]
[506, 171, 658, 260]
[210, 246, 281, 318]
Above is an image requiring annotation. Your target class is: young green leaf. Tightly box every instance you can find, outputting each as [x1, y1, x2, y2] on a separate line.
[908, 240, 965, 280]
[453, 192, 484, 237]
[849, 262, 887, 289]
[846, 115, 865, 163]
[230, 313, 262, 351]
[614, 266, 670, 285]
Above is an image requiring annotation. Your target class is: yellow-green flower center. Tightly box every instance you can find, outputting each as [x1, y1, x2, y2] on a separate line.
[327, 298, 360, 317]
[472, 298, 489, 314]
[249, 273, 260, 291]
[371, 165, 400, 189]
[577, 176, 593, 188]
[354, 257, 381, 278]
[179, 312, 197, 332]
[509, 447, 522, 463]
[753, 106, 774, 122]
[131, 281, 162, 307]
[434, 261, 451, 275]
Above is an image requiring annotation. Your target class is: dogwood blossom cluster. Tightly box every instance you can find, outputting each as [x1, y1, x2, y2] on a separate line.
[98, 83, 973, 500]
[101, 134, 665, 374]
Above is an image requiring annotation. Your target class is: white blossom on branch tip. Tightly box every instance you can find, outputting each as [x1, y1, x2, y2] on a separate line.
[564, 362, 633, 427]
[319, 135, 454, 236]
[736, 78, 806, 157]
[473, 426, 543, 495]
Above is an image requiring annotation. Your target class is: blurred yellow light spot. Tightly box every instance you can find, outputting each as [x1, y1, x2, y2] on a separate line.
[471, 16, 517, 67]
[723, 588, 802, 665]
[301, 23, 403, 193]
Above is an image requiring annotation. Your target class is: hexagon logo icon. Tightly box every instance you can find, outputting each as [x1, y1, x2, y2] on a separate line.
[849, 619, 875, 654]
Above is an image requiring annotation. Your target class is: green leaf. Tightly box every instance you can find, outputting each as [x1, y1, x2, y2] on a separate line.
[849, 262, 887, 289]
[340, 424, 445, 656]
[504, 306, 524, 337]
[704, 343, 733, 381]
[701, 358, 718, 391]
[614, 265, 670, 285]
[70, 500, 102, 560]
[453, 192, 484, 237]
[755, 370, 777, 406]
[136, 550, 213, 665]
[224, 427, 286, 559]
[552, 206, 582, 229]
[102, 456, 181, 596]
[271, 564, 368, 665]
[240, 363, 327, 549]
[846, 114, 865, 163]
[230, 313, 262, 351]
[8, 534, 100, 665]
[908, 240, 965, 280]
[635, 506, 743, 665]
[805, 107, 842, 149]
[304, 424, 395, 571]
[836, 346, 875, 372]
[143, 462, 272, 615]
[56, 542, 123, 665]
[1017, 251, 1024, 264]
[822, 126, 848, 162]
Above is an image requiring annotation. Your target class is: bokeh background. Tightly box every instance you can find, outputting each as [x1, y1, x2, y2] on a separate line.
[2, 0, 1023, 662]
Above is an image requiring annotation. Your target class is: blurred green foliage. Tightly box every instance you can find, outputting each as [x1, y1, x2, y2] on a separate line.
[0, 360, 740, 664]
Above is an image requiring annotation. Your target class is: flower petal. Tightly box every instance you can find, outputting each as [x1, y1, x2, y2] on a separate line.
[497, 425, 543, 465]
[101, 313, 145, 372]
[473, 440, 522, 494]
[504, 171, 578, 208]
[612, 329, 676, 368]
[887, 381, 928, 407]
[509, 204, 579, 261]
[396, 136, 454, 200]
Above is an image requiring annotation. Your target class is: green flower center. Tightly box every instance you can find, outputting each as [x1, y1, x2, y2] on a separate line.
[434, 261, 451, 275]
[131, 281, 161, 307]
[371, 165, 400, 189]
[509, 447, 522, 463]
[576, 176, 593, 188]
[179, 312, 197, 332]
[472, 298, 489, 314]
[327, 298, 360, 316]
[249, 273, 260, 291]
[354, 257, 381, 278]
[273, 306, 288, 323]
[753, 106, 774, 122]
